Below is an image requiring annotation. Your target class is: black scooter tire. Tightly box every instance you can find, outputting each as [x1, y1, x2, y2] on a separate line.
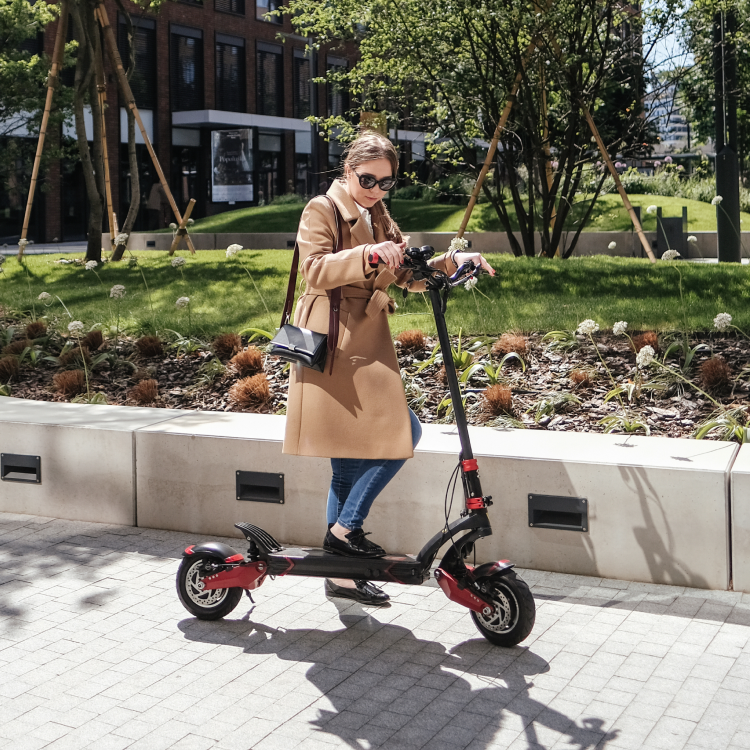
[470, 570, 536, 647]
[177, 555, 243, 620]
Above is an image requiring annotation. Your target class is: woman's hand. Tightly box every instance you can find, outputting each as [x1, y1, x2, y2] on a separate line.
[452, 252, 496, 277]
[370, 240, 407, 271]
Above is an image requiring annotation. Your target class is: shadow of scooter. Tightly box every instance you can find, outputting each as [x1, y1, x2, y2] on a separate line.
[178, 600, 620, 750]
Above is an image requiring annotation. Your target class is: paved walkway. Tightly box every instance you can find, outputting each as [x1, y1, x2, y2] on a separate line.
[1, 511, 749, 750]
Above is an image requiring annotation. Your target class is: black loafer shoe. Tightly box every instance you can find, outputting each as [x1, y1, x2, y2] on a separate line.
[325, 579, 390, 606]
[349, 528, 386, 556]
[323, 528, 386, 558]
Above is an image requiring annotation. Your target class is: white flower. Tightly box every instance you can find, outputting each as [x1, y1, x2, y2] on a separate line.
[449, 236, 469, 253]
[576, 319, 599, 336]
[18, 238, 28, 249]
[636, 345, 655, 368]
[114, 233, 129, 246]
[226, 243, 242, 257]
[68, 321, 84, 334]
[687, 235, 697, 244]
[110, 285, 126, 299]
[661, 249, 681, 261]
[0, 255, 5, 266]
[712, 196, 723, 205]
[464, 276, 478, 291]
[176, 296, 190, 309]
[187, 218, 195, 226]
[85, 260, 98, 271]
[169, 223, 177, 229]
[37, 292, 51, 301]
[171, 256, 186, 268]
[613, 321, 628, 336]
[646, 205, 657, 215]
[714, 313, 732, 332]
[608, 241, 617, 250]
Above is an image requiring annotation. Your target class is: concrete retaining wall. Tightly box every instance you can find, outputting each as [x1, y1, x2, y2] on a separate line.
[1, 396, 741, 590]
[114, 231, 732, 259]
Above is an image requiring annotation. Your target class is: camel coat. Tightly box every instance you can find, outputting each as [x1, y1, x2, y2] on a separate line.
[282, 180, 458, 460]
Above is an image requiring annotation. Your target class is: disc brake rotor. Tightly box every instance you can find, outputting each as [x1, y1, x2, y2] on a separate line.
[477, 581, 519, 633]
[185, 560, 228, 608]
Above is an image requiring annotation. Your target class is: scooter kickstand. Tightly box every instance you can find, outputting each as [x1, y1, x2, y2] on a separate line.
[245, 590, 254, 603]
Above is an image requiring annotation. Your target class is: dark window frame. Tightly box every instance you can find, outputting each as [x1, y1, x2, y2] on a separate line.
[256, 41, 283, 117]
[117, 15, 157, 111]
[170, 25, 205, 112]
[215, 0, 245, 15]
[292, 48, 311, 120]
[215, 33, 246, 113]
[255, 0, 282, 24]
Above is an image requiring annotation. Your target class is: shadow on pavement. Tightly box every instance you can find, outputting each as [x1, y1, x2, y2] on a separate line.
[178, 603, 620, 750]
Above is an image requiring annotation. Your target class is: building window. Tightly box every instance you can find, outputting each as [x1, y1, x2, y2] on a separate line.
[216, 34, 245, 112]
[256, 42, 283, 116]
[256, 0, 282, 23]
[117, 16, 157, 110]
[215, 0, 244, 14]
[170, 25, 204, 112]
[327, 55, 348, 117]
[293, 49, 310, 120]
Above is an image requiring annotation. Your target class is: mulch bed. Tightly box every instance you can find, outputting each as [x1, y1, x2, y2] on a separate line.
[3, 314, 749, 440]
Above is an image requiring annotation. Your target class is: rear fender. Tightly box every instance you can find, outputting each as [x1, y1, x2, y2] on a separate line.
[182, 542, 239, 560]
[472, 560, 515, 579]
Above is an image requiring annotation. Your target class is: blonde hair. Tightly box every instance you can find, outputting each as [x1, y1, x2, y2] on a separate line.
[342, 130, 402, 243]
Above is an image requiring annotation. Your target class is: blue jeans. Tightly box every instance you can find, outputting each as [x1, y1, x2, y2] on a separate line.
[326, 409, 422, 532]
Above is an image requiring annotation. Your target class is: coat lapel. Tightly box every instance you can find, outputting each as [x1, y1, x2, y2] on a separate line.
[327, 180, 375, 247]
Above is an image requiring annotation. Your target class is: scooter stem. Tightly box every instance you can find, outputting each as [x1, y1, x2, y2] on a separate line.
[428, 286, 484, 504]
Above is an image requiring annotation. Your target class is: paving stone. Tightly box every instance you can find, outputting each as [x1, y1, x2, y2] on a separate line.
[2, 513, 750, 750]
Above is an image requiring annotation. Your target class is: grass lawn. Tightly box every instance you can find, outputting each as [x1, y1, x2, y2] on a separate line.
[180, 195, 750, 235]
[2, 251, 750, 338]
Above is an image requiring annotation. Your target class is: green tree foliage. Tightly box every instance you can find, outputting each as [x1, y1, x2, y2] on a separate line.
[285, 0, 671, 258]
[0, 0, 74, 204]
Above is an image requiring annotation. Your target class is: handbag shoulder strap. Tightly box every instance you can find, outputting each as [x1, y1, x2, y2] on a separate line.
[322, 196, 343, 375]
[280, 195, 343, 328]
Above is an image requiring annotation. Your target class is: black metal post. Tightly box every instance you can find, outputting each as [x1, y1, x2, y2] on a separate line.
[428, 286, 483, 500]
[714, 10, 742, 263]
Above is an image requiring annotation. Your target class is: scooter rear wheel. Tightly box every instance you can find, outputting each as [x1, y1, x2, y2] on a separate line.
[177, 555, 243, 620]
[470, 570, 535, 647]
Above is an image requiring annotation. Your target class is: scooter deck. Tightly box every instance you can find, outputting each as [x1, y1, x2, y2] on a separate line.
[264, 546, 427, 585]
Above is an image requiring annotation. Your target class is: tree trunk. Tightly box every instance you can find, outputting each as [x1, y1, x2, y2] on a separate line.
[110, 2, 139, 262]
[71, 0, 104, 263]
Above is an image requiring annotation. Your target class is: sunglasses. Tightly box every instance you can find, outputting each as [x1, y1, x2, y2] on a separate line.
[353, 169, 397, 192]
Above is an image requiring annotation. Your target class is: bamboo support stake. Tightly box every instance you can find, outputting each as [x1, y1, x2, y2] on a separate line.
[94, 41, 115, 251]
[169, 199, 196, 255]
[581, 105, 656, 262]
[457, 42, 536, 239]
[19, 2, 69, 259]
[95, 1, 196, 254]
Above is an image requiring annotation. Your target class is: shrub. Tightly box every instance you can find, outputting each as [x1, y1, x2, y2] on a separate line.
[213, 332, 242, 360]
[81, 330, 104, 351]
[135, 336, 164, 358]
[570, 369, 591, 386]
[633, 331, 659, 353]
[492, 333, 527, 357]
[483, 384, 513, 415]
[59, 345, 91, 369]
[229, 373, 271, 409]
[0, 356, 20, 381]
[53, 369, 85, 396]
[230, 346, 264, 377]
[396, 329, 426, 352]
[700, 357, 731, 391]
[129, 378, 159, 405]
[270, 193, 306, 205]
[26, 321, 47, 339]
[2, 339, 31, 357]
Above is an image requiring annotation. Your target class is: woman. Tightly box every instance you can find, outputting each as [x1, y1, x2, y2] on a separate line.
[283, 130, 494, 606]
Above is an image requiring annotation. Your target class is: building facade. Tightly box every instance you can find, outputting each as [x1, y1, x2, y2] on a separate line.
[4, 0, 353, 243]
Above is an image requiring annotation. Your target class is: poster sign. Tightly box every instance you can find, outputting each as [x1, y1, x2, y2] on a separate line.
[211, 129, 253, 202]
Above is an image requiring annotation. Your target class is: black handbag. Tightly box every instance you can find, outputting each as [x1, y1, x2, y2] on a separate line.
[269, 196, 343, 375]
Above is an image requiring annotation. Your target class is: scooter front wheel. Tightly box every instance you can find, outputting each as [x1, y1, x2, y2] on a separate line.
[177, 555, 243, 620]
[471, 570, 535, 647]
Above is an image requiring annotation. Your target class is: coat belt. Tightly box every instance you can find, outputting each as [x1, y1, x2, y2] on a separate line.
[305, 286, 396, 317]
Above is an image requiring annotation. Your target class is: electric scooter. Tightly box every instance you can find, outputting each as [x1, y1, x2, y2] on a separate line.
[176, 246, 536, 647]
